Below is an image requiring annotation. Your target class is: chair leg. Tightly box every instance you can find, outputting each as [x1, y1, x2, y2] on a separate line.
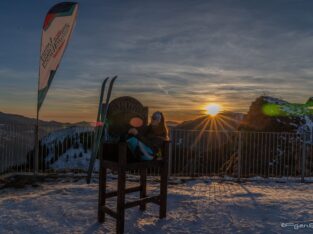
[116, 169, 126, 234]
[159, 165, 168, 219]
[98, 164, 106, 223]
[140, 168, 147, 211]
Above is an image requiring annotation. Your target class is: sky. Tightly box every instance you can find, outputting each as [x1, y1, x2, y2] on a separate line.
[0, 0, 313, 123]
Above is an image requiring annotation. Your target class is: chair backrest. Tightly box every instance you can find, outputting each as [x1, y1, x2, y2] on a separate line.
[106, 96, 148, 138]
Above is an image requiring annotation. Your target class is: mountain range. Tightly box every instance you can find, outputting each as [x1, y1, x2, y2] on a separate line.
[1, 95, 313, 174]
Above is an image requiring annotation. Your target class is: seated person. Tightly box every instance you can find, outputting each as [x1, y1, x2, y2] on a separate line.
[127, 111, 169, 161]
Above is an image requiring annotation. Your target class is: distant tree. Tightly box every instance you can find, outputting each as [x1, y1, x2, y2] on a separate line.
[62, 140, 67, 153]
[54, 144, 58, 159]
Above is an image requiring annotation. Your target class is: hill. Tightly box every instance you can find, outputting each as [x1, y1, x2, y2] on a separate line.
[239, 96, 313, 135]
[0, 111, 91, 174]
[0, 111, 90, 127]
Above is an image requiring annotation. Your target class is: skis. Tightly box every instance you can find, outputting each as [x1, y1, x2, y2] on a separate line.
[96, 77, 109, 126]
[86, 76, 118, 184]
[102, 75, 117, 141]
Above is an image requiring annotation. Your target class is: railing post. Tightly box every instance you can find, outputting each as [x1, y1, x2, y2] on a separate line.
[301, 133, 306, 183]
[168, 141, 172, 177]
[34, 124, 39, 175]
[168, 128, 173, 177]
[237, 131, 242, 182]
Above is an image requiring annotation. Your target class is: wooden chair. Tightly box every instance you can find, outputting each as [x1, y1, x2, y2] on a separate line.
[97, 96, 169, 234]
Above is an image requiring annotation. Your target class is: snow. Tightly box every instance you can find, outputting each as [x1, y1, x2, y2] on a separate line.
[263, 96, 288, 105]
[1, 177, 313, 233]
[298, 116, 313, 136]
[50, 149, 99, 172]
[263, 96, 311, 118]
[41, 126, 96, 172]
[263, 96, 313, 142]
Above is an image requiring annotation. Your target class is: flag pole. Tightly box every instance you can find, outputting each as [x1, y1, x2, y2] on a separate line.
[34, 29, 42, 176]
[34, 107, 39, 175]
[34, 67, 40, 175]
[34, 2, 79, 175]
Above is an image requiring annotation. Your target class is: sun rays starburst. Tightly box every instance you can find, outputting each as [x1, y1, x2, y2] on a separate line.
[191, 109, 238, 148]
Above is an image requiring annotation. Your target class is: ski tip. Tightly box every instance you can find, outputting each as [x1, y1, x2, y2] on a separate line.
[101, 77, 109, 89]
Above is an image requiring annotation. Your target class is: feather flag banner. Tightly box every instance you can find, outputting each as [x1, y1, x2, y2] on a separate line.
[38, 2, 78, 111]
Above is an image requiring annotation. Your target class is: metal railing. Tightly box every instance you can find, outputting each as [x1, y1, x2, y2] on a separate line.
[0, 123, 94, 175]
[0, 124, 34, 175]
[170, 129, 313, 181]
[1, 124, 313, 181]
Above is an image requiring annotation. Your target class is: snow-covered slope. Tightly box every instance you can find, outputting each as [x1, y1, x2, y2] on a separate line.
[49, 148, 99, 172]
[39, 126, 98, 172]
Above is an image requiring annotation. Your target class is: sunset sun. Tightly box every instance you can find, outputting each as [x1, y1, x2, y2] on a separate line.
[205, 104, 221, 116]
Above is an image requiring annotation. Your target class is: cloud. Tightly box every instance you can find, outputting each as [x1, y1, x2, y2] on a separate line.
[1, 0, 313, 122]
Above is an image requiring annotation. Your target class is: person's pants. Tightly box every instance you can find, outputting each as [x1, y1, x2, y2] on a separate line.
[127, 137, 154, 160]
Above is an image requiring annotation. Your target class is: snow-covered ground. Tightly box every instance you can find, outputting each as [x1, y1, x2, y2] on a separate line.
[1, 177, 313, 233]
